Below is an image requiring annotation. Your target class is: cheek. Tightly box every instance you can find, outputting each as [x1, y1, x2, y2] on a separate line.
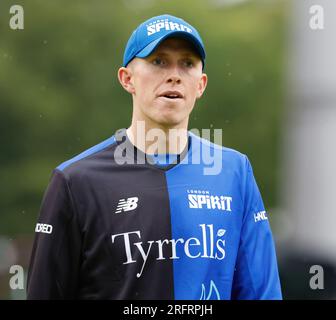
[185, 74, 202, 95]
[135, 74, 158, 99]
[186, 83, 201, 101]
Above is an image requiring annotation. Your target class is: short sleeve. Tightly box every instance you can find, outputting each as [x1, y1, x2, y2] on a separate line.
[231, 156, 282, 300]
[27, 169, 82, 299]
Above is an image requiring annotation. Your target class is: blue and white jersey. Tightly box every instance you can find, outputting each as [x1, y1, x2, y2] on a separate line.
[27, 128, 282, 300]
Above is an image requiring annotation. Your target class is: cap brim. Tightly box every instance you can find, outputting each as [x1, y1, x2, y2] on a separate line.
[135, 31, 206, 63]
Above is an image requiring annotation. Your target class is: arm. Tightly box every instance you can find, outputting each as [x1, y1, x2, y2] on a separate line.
[27, 169, 82, 299]
[231, 157, 282, 300]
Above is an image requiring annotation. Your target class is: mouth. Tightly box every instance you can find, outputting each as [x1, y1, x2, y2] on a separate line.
[158, 90, 184, 100]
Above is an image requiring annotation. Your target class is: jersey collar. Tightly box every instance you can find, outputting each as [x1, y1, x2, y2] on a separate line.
[114, 128, 191, 171]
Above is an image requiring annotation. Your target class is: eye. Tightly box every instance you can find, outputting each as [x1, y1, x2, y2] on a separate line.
[152, 57, 165, 66]
[183, 59, 194, 68]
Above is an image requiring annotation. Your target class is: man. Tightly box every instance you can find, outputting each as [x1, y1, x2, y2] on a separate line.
[27, 14, 282, 299]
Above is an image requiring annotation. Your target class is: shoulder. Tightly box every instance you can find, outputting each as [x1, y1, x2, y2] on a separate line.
[55, 134, 118, 175]
[188, 130, 249, 168]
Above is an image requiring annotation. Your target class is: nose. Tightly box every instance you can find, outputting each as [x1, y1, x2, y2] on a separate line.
[167, 76, 181, 85]
[166, 65, 181, 85]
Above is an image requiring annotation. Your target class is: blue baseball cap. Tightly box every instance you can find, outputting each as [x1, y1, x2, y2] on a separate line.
[122, 14, 206, 69]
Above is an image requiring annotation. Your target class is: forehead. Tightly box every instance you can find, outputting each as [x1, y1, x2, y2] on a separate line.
[153, 37, 200, 57]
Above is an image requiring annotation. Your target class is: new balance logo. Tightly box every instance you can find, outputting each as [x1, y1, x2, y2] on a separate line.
[115, 197, 139, 213]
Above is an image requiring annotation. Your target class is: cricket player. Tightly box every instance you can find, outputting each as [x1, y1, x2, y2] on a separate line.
[27, 14, 282, 299]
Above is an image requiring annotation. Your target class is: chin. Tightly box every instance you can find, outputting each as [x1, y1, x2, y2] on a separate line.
[153, 115, 184, 127]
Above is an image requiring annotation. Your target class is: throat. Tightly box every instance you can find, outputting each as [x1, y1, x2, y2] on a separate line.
[126, 126, 189, 155]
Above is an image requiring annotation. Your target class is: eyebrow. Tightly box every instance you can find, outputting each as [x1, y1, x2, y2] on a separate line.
[151, 51, 200, 58]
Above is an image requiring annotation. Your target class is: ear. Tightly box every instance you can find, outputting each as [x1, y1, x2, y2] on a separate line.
[196, 73, 208, 99]
[118, 66, 135, 94]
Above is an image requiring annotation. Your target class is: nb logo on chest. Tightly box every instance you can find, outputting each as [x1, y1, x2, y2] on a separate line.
[115, 197, 139, 213]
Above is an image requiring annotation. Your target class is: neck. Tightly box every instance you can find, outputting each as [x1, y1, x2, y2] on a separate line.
[126, 120, 189, 155]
